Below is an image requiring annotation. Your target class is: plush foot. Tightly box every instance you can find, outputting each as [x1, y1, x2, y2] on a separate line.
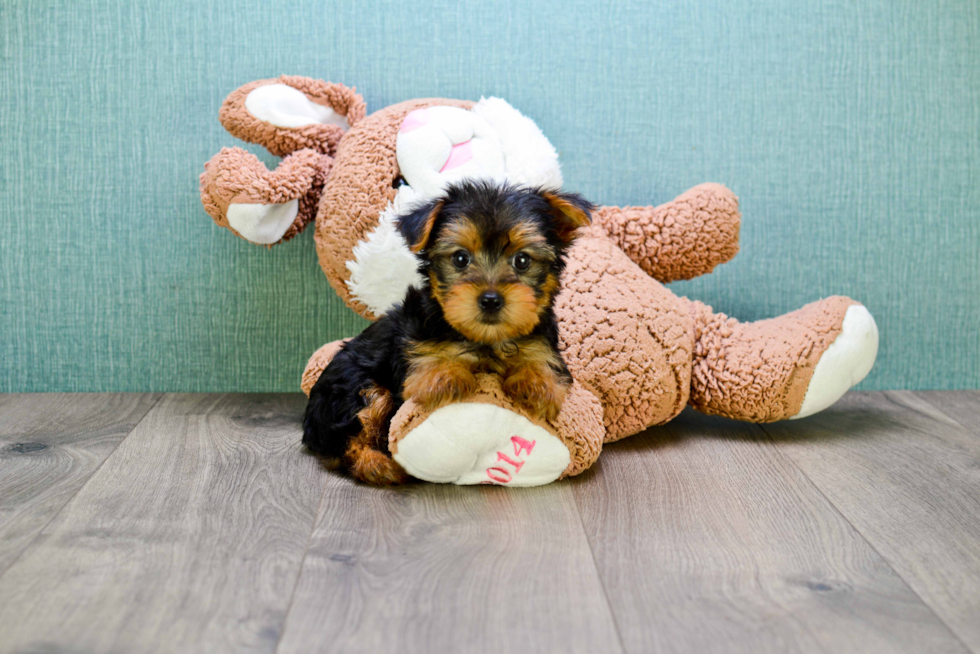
[391, 402, 572, 486]
[790, 304, 879, 419]
[688, 296, 879, 422]
[386, 374, 606, 487]
[199, 147, 331, 245]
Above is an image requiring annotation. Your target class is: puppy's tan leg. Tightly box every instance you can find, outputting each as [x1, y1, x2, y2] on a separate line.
[345, 385, 408, 486]
[503, 364, 568, 422]
[402, 342, 479, 412]
[501, 339, 569, 422]
[403, 361, 478, 412]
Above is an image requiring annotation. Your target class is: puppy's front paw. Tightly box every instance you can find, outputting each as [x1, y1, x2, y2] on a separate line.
[503, 367, 568, 422]
[403, 364, 478, 411]
[346, 442, 410, 486]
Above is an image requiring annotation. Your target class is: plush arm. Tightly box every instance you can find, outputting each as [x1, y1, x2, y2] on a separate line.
[199, 147, 332, 245]
[592, 183, 741, 282]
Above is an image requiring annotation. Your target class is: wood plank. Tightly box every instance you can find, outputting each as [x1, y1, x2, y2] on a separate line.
[276, 476, 623, 654]
[0, 393, 326, 654]
[574, 407, 966, 654]
[916, 390, 980, 437]
[761, 391, 980, 652]
[0, 393, 161, 574]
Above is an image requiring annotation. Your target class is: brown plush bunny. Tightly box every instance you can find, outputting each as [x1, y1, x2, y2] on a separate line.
[200, 76, 878, 487]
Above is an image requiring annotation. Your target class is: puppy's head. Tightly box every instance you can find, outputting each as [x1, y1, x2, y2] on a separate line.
[396, 181, 593, 344]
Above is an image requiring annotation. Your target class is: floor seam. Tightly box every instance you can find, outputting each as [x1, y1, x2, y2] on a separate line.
[911, 390, 980, 438]
[756, 421, 976, 654]
[570, 482, 630, 654]
[0, 392, 167, 582]
[273, 473, 331, 654]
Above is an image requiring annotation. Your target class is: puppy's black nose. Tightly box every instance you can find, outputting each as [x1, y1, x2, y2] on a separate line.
[478, 291, 504, 313]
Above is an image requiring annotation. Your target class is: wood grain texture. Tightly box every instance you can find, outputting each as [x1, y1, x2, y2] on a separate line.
[276, 476, 622, 654]
[2, 391, 979, 653]
[573, 408, 967, 654]
[0, 393, 326, 654]
[0, 393, 161, 574]
[916, 390, 980, 437]
[761, 391, 980, 652]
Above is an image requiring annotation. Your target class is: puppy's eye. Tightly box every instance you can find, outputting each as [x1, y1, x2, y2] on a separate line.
[452, 250, 471, 269]
[392, 176, 407, 189]
[513, 252, 531, 271]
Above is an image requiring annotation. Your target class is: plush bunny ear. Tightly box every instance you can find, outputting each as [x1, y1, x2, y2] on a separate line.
[244, 84, 350, 130]
[542, 191, 594, 244]
[218, 76, 367, 157]
[396, 199, 445, 254]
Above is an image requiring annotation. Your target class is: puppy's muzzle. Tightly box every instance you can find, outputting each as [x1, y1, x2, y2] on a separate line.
[478, 290, 504, 314]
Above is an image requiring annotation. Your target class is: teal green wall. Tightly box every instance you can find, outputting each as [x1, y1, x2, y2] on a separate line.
[1, 0, 978, 392]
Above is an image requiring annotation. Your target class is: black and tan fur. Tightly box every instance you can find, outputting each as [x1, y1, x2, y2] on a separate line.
[303, 180, 593, 484]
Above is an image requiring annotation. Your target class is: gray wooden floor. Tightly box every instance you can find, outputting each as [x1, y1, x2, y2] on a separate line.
[0, 392, 978, 653]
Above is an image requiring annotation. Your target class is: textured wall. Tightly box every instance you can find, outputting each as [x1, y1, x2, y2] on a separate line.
[1, 0, 977, 392]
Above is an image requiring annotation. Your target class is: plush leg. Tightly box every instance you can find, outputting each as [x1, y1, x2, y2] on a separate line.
[686, 297, 879, 422]
[218, 76, 366, 157]
[199, 147, 331, 245]
[389, 375, 605, 486]
[592, 183, 741, 283]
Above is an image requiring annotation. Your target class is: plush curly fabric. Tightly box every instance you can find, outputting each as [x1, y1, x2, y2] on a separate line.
[557, 228, 694, 441]
[301, 338, 349, 396]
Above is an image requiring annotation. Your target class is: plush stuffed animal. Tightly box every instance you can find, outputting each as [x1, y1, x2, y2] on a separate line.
[200, 76, 879, 487]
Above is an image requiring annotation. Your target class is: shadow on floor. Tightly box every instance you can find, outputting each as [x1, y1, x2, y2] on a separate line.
[600, 400, 906, 453]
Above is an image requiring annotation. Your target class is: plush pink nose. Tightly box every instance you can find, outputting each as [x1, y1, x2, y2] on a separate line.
[440, 139, 473, 173]
[399, 108, 430, 133]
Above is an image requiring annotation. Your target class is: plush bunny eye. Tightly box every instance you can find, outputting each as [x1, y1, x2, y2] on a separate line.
[452, 250, 471, 269]
[513, 252, 531, 271]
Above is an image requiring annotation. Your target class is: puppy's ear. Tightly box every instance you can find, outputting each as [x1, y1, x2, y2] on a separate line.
[396, 199, 444, 253]
[542, 191, 594, 244]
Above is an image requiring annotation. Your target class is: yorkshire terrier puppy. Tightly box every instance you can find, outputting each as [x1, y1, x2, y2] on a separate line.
[302, 180, 593, 484]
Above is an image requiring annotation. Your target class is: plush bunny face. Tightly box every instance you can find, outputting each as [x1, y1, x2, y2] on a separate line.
[314, 98, 564, 319]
